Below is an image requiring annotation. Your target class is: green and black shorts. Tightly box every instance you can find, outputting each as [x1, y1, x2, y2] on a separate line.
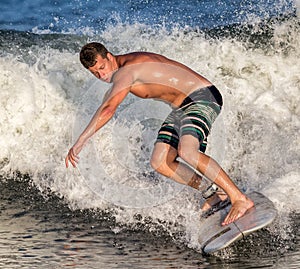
[155, 85, 223, 153]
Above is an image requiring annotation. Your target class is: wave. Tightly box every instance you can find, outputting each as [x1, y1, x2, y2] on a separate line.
[0, 17, 299, 250]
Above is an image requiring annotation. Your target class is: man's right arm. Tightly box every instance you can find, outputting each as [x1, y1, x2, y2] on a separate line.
[65, 70, 134, 168]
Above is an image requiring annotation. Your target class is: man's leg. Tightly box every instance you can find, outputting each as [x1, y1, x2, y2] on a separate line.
[178, 134, 254, 225]
[151, 141, 227, 204]
[151, 137, 254, 225]
[151, 142, 212, 192]
[151, 142, 231, 209]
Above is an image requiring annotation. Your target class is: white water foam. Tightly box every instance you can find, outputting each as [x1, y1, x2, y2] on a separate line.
[0, 20, 299, 249]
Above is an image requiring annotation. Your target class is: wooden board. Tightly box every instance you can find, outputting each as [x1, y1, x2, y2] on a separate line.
[198, 192, 277, 254]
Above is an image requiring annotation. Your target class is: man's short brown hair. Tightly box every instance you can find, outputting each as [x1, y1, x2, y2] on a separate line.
[80, 42, 109, 69]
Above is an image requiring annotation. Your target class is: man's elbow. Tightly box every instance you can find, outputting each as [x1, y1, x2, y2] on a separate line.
[101, 105, 116, 119]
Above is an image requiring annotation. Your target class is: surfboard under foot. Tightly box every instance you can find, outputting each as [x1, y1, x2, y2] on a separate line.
[198, 191, 277, 254]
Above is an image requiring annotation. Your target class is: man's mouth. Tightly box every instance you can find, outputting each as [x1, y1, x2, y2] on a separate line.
[101, 76, 109, 82]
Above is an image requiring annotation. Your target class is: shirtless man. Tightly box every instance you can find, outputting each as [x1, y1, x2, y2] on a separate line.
[65, 42, 254, 225]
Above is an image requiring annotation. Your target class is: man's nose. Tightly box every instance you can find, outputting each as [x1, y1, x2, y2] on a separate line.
[98, 71, 106, 78]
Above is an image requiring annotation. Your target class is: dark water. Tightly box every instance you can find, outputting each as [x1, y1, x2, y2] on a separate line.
[0, 0, 299, 268]
[1, 178, 299, 268]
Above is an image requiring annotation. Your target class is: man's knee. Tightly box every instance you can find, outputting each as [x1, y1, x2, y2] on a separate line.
[150, 154, 163, 171]
[150, 146, 167, 171]
[150, 144, 177, 173]
[151, 154, 174, 177]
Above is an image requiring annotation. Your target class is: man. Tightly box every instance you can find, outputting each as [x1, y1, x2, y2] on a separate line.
[65, 42, 254, 225]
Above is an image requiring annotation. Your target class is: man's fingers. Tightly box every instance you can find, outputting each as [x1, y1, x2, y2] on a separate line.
[68, 156, 77, 168]
[65, 148, 80, 168]
[65, 156, 69, 168]
[70, 158, 77, 168]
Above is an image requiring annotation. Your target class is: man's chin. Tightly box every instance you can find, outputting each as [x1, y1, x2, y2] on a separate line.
[100, 77, 110, 83]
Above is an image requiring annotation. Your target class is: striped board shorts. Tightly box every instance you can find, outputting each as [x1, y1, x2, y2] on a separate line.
[155, 85, 223, 153]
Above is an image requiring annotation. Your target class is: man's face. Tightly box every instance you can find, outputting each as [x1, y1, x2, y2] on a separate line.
[88, 53, 116, 83]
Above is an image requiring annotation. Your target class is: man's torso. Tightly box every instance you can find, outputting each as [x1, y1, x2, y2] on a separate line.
[115, 52, 212, 107]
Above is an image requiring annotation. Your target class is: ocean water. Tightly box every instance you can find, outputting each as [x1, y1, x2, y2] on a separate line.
[0, 0, 300, 268]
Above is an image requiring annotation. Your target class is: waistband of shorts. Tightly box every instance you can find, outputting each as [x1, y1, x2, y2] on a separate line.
[179, 85, 223, 108]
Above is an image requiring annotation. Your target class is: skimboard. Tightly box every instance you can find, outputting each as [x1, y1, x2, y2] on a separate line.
[198, 191, 277, 254]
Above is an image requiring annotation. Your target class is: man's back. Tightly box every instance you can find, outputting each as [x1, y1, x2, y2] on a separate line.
[115, 52, 212, 107]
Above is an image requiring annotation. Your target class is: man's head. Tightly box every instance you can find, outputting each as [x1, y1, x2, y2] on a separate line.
[80, 42, 108, 68]
[80, 42, 117, 83]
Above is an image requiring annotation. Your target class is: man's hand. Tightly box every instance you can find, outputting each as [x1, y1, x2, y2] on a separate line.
[65, 141, 84, 168]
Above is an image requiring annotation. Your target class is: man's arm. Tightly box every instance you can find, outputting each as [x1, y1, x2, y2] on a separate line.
[65, 72, 133, 168]
[83, 87, 129, 136]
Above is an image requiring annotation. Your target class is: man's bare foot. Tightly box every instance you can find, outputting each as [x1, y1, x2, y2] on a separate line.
[202, 191, 228, 211]
[222, 196, 254, 226]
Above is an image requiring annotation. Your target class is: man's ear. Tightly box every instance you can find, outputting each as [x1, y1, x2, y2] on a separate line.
[107, 52, 113, 61]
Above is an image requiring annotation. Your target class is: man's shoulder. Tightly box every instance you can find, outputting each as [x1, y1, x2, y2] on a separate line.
[121, 52, 168, 65]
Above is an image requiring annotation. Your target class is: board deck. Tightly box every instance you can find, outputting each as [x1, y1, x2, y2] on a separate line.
[198, 191, 277, 254]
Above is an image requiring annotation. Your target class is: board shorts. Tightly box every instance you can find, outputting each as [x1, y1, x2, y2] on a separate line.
[155, 85, 223, 153]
